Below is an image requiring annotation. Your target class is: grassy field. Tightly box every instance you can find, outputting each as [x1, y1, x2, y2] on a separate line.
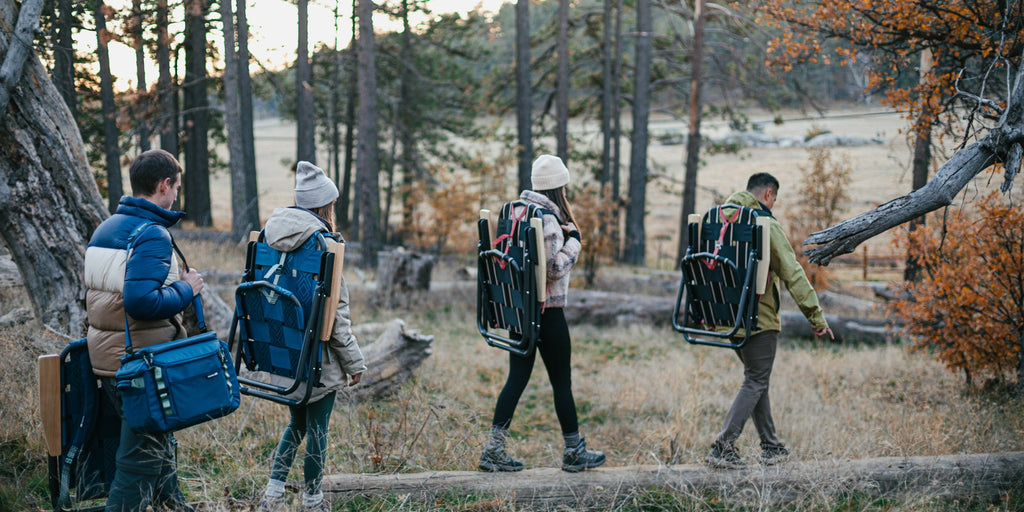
[3, 107, 1024, 510]
[2, 238, 1023, 510]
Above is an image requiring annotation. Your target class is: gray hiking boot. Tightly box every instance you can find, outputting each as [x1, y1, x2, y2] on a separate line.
[562, 437, 606, 472]
[478, 445, 524, 472]
[706, 442, 747, 469]
[760, 444, 791, 466]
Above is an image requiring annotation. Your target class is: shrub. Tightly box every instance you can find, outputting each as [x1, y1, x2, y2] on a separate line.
[889, 192, 1024, 393]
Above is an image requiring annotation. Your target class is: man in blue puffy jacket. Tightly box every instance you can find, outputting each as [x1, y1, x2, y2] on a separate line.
[84, 149, 204, 512]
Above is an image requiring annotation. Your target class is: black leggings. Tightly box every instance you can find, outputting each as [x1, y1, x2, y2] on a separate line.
[491, 307, 579, 434]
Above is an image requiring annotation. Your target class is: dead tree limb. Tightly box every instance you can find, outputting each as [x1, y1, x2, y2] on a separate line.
[805, 51, 1024, 265]
[322, 452, 1024, 510]
[0, 0, 43, 116]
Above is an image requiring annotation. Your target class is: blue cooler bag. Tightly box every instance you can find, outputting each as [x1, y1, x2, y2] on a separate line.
[115, 223, 240, 433]
[116, 325, 240, 433]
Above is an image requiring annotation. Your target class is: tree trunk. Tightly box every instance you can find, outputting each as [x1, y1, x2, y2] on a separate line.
[677, 0, 705, 269]
[236, 0, 259, 232]
[183, 0, 211, 226]
[374, 249, 435, 309]
[0, 0, 108, 335]
[904, 50, 934, 282]
[322, 452, 1024, 509]
[600, 0, 612, 187]
[95, 0, 122, 213]
[51, 0, 76, 118]
[330, 2, 342, 230]
[156, 0, 177, 155]
[355, 0, 381, 266]
[296, 0, 315, 164]
[396, 0, 421, 244]
[132, 0, 150, 151]
[515, 0, 532, 193]
[555, 0, 569, 163]
[219, 0, 251, 241]
[337, 1, 358, 233]
[624, 0, 651, 266]
[612, 0, 624, 260]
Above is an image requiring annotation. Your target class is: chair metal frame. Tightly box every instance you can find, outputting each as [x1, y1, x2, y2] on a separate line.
[672, 204, 769, 349]
[476, 200, 547, 357]
[228, 230, 340, 406]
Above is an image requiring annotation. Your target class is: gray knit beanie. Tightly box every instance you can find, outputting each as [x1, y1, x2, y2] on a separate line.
[294, 161, 338, 209]
[531, 154, 570, 191]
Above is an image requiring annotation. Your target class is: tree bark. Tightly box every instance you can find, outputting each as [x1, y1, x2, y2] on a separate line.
[339, 1, 357, 233]
[515, 0, 532, 193]
[804, 137, 1000, 264]
[677, 0, 705, 269]
[94, 0, 122, 213]
[219, 0, 252, 241]
[624, 0, 651, 265]
[183, 0, 211, 225]
[132, 0, 150, 152]
[236, 0, 259, 232]
[296, 0, 315, 164]
[600, 0, 613, 187]
[156, 0, 177, 155]
[0, 0, 108, 335]
[51, 0, 76, 119]
[555, 0, 569, 162]
[354, 0, 381, 266]
[0, 0, 42, 116]
[342, 319, 434, 402]
[322, 452, 1024, 509]
[374, 249, 435, 308]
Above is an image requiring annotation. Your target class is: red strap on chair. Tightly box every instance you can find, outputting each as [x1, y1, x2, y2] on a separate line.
[491, 205, 529, 270]
[703, 208, 741, 270]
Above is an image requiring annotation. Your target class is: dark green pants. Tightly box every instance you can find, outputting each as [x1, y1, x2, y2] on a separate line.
[101, 377, 193, 512]
[270, 391, 337, 494]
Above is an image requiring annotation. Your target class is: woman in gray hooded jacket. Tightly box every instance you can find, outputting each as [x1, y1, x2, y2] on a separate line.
[259, 162, 366, 512]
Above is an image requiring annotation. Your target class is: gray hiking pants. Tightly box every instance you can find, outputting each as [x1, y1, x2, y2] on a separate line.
[715, 330, 783, 449]
[101, 377, 193, 512]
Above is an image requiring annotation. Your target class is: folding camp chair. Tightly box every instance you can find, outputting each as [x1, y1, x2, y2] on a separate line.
[672, 204, 771, 349]
[477, 200, 548, 357]
[39, 338, 121, 512]
[228, 229, 345, 406]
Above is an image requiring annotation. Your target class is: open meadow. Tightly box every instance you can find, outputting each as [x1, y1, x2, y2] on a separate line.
[2, 106, 1023, 510]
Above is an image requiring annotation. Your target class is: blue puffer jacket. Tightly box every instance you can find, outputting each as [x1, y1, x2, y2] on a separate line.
[84, 196, 194, 377]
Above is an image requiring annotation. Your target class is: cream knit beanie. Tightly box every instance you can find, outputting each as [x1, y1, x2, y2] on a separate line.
[530, 155, 570, 191]
[294, 161, 339, 209]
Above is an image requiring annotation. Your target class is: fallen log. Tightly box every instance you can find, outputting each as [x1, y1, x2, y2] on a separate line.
[342, 319, 434, 402]
[323, 452, 1024, 510]
[565, 290, 898, 344]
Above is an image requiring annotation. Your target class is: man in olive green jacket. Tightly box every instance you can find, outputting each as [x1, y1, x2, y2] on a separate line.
[706, 173, 833, 469]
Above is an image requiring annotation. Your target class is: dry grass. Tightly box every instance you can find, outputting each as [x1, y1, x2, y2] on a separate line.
[4, 261, 1023, 510]
[4, 108, 1023, 510]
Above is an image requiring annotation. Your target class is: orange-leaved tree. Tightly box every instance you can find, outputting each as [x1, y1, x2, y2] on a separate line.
[787, 147, 851, 290]
[751, 0, 1024, 135]
[889, 191, 1024, 393]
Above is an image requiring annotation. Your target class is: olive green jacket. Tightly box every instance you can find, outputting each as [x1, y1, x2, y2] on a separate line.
[724, 190, 828, 335]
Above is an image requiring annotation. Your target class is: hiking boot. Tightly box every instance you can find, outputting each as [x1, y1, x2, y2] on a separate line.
[478, 445, 524, 472]
[760, 444, 791, 466]
[562, 437, 606, 472]
[706, 443, 747, 469]
[258, 494, 287, 512]
[302, 498, 331, 512]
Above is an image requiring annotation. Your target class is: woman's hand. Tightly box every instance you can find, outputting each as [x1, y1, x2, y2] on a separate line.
[348, 373, 363, 386]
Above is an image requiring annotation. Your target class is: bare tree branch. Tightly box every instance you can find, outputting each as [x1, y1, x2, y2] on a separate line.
[805, 49, 1024, 264]
[0, 0, 44, 117]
